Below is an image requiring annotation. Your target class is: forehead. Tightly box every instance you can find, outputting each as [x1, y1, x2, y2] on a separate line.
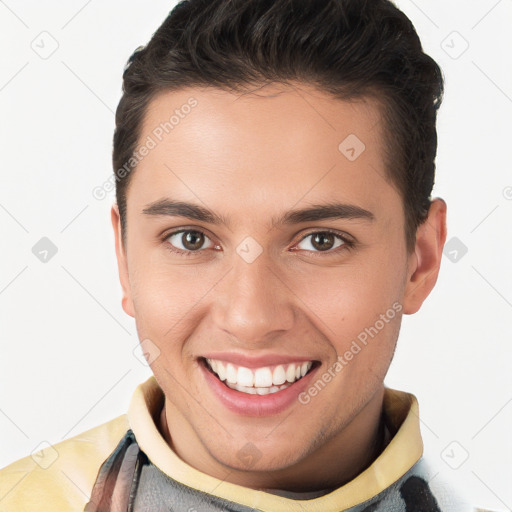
[127, 83, 399, 223]
[142, 83, 384, 160]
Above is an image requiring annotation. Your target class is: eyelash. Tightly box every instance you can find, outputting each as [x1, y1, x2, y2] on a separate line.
[161, 228, 355, 258]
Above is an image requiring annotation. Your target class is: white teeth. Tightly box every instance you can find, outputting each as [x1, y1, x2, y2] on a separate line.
[272, 365, 286, 385]
[225, 382, 291, 394]
[237, 366, 254, 387]
[286, 364, 296, 383]
[300, 362, 310, 377]
[254, 367, 273, 387]
[226, 363, 237, 384]
[216, 360, 226, 381]
[205, 358, 315, 395]
[226, 382, 258, 394]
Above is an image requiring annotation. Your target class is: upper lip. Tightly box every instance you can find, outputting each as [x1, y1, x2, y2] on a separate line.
[200, 352, 318, 368]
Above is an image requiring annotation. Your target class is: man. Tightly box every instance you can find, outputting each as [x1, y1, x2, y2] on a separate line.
[0, 0, 479, 510]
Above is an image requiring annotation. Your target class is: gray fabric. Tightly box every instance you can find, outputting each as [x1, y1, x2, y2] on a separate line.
[133, 458, 441, 512]
[85, 429, 472, 512]
[133, 463, 258, 512]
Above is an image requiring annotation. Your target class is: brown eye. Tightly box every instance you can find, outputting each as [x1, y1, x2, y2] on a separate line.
[166, 230, 213, 252]
[296, 231, 347, 253]
[312, 232, 336, 251]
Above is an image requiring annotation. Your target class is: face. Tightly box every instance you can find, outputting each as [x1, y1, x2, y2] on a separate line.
[112, 83, 446, 489]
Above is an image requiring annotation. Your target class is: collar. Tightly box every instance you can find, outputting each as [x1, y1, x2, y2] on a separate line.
[127, 376, 423, 512]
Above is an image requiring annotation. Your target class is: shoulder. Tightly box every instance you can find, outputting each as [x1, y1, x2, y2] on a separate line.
[0, 414, 130, 511]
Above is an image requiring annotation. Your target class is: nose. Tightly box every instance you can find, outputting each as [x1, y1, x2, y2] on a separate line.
[211, 248, 295, 347]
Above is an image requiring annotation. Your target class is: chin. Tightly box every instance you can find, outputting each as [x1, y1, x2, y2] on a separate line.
[207, 436, 307, 474]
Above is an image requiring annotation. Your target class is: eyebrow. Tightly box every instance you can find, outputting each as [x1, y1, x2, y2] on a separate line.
[142, 198, 375, 228]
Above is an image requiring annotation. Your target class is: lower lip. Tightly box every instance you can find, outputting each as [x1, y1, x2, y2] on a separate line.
[200, 360, 319, 417]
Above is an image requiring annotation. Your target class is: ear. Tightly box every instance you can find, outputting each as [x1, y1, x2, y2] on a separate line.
[111, 203, 135, 318]
[402, 198, 447, 315]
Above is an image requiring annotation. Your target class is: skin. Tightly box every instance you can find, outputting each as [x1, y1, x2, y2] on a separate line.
[111, 82, 447, 492]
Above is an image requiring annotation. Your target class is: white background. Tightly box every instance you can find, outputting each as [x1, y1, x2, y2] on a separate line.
[0, 1, 511, 509]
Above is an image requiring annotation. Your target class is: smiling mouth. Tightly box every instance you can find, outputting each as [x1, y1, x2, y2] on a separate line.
[200, 357, 320, 395]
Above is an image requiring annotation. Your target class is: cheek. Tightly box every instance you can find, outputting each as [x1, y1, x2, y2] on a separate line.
[296, 254, 406, 336]
[129, 258, 217, 345]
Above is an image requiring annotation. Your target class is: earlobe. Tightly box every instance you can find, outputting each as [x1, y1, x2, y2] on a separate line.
[111, 203, 135, 318]
[402, 198, 447, 315]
